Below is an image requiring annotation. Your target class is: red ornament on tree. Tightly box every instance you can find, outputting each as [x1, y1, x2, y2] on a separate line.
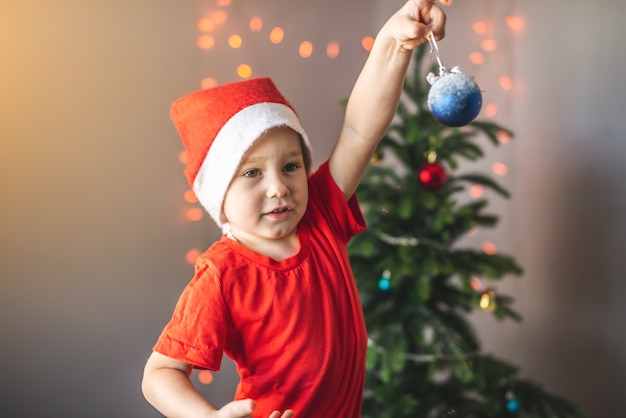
[418, 162, 447, 189]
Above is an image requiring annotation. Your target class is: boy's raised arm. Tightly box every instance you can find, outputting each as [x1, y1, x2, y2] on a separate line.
[328, 0, 446, 199]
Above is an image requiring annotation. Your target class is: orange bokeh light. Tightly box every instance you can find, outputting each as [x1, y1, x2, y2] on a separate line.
[326, 41, 340, 59]
[484, 103, 498, 118]
[299, 41, 313, 58]
[482, 241, 497, 255]
[201, 77, 218, 89]
[505, 15, 526, 33]
[492, 162, 508, 176]
[237, 64, 253, 78]
[198, 18, 215, 32]
[472, 21, 488, 35]
[178, 151, 188, 164]
[212, 10, 228, 25]
[198, 370, 214, 384]
[216, 0, 231, 6]
[249, 16, 263, 32]
[186, 249, 202, 264]
[361, 36, 374, 52]
[197, 35, 215, 50]
[499, 75, 513, 91]
[497, 130, 512, 144]
[470, 276, 482, 291]
[186, 208, 204, 222]
[439, 0, 452, 5]
[481, 39, 498, 52]
[270, 27, 285, 44]
[469, 52, 485, 65]
[469, 184, 485, 199]
[184, 189, 198, 203]
[229, 34, 243, 49]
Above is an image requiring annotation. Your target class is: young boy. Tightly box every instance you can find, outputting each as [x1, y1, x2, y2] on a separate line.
[142, 1, 446, 417]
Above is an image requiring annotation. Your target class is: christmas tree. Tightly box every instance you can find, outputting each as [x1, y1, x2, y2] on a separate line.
[348, 44, 588, 418]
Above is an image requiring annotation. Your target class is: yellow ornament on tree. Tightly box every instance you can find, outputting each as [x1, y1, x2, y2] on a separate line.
[479, 288, 497, 312]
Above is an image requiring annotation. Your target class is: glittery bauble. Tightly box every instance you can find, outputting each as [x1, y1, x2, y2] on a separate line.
[417, 163, 447, 189]
[428, 72, 482, 127]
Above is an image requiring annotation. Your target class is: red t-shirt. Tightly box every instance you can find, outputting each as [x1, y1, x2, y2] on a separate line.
[154, 162, 368, 417]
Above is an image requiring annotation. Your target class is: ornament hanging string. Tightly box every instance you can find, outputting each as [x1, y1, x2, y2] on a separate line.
[426, 30, 464, 85]
[427, 30, 446, 76]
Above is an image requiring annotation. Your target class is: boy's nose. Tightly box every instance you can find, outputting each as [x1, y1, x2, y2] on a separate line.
[266, 176, 289, 198]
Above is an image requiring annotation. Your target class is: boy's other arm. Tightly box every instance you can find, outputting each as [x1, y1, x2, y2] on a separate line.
[328, 0, 446, 199]
[142, 351, 221, 417]
[142, 351, 243, 417]
[142, 351, 294, 418]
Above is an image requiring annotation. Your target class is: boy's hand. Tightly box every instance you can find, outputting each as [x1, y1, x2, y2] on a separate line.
[211, 399, 254, 417]
[268, 409, 295, 418]
[214, 399, 294, 418]
[384, 0, 446, 52]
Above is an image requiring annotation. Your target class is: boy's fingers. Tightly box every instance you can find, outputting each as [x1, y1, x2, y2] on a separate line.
[404, 0, 446, 41]
[268, 409, 294, 418]
[222, 399, 255, 417]
[429, 6, 447, 40]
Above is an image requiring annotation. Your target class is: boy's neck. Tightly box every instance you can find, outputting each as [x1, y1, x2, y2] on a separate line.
[227, 230, 300, 261]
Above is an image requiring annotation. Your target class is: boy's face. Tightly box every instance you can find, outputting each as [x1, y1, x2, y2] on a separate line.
[222, 126, 308, 251]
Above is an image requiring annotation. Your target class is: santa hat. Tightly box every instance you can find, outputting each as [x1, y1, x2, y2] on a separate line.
[170, 77, 312, 229]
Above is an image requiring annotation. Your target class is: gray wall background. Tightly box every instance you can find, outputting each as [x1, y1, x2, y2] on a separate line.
[1, 0, 624, 417]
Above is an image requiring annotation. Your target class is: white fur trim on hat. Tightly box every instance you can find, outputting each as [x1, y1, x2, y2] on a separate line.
[192, 102, 311, 228]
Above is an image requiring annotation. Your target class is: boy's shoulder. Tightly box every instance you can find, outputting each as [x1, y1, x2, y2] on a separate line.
[195, 238, 237, 269]
[195, 237, 273, 275]
[185, 239, 252, 290]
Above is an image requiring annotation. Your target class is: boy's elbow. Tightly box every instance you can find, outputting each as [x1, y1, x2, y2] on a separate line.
[141, 364, 156, 403]
[141, 351, 193, 403]
[141, 354, 165, 404]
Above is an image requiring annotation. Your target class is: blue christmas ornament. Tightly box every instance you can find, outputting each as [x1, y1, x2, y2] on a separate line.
[505, 390, 521, 414]
[378, 270, 391, 291]
[506, 398, 521, 413]
[425, 31, 483, 127]
[427, 71, 482, 127]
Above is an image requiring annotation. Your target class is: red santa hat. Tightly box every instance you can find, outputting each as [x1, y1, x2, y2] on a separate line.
[170, 77, 312, 228]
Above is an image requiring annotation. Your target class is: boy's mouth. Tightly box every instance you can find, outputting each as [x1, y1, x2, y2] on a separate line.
[265, 206, 292, 216]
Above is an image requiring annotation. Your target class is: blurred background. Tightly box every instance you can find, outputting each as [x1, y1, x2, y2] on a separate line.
[1, 0, 625, 416]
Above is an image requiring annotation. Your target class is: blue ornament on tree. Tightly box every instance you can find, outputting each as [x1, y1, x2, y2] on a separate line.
[427, 69, 482, 127]
[378, 270, 391, 292]
[505, 391, 521, 414]
[506, 398, 521, 413]
[425, 31, 483, 127]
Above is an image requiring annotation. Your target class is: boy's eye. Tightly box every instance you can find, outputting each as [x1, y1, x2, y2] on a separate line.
[243, 169, 260, 178]
[284, 163, 301, 172]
